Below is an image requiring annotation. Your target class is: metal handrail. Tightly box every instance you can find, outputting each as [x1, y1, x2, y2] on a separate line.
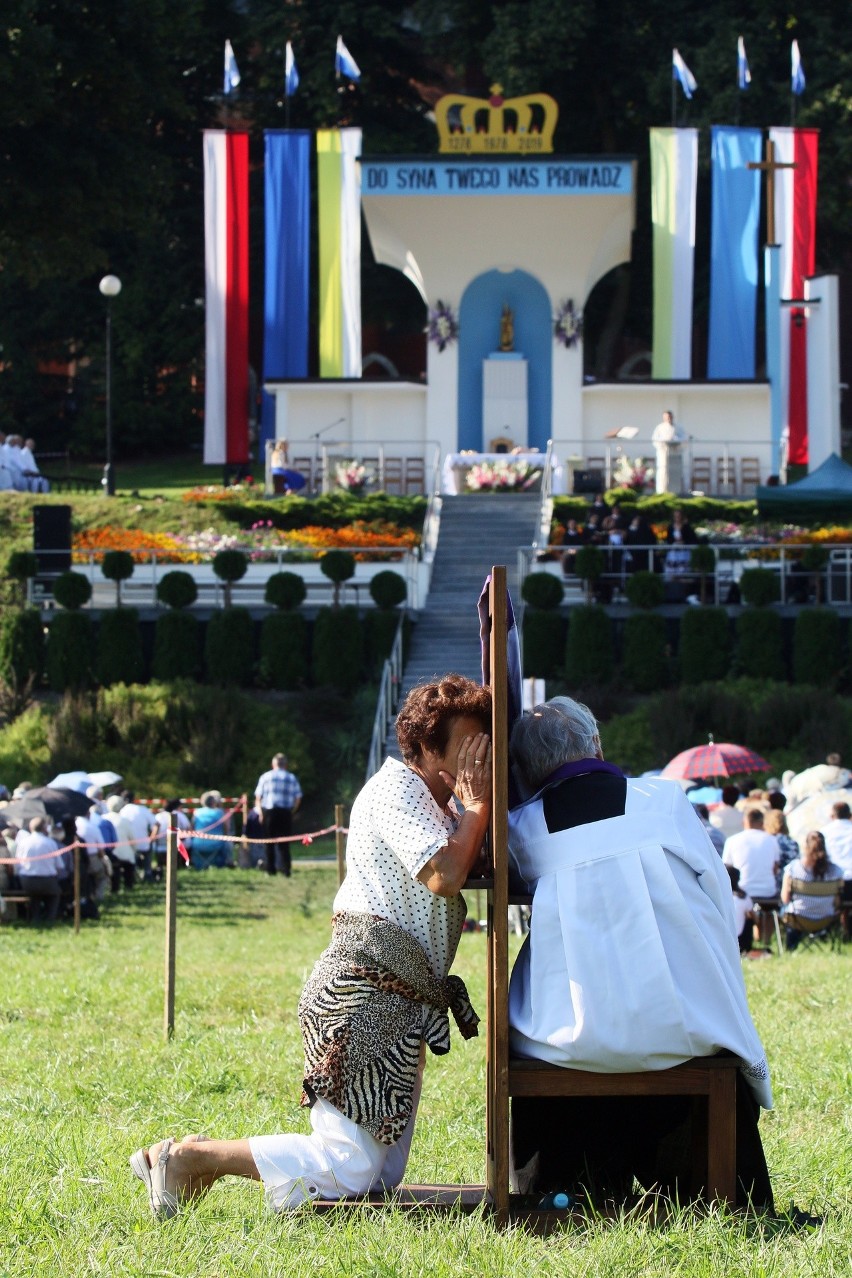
[533, 438, 555, 549]
[366, 613, 407, 779]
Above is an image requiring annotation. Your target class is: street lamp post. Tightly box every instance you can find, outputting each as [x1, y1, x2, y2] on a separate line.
[98, 274, 122, 496]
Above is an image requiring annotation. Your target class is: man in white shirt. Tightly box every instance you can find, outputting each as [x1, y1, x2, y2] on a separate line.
[819, 801, 852, 939]
[15, 816, 61, 923]
[106, 795, 137, 891]
[710, 785, 744, 841]
[723, 809, 779, 900]
[119, 791, 156, 882]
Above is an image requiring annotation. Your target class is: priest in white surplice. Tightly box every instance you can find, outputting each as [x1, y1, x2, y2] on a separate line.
[508, 697, 774, 1209]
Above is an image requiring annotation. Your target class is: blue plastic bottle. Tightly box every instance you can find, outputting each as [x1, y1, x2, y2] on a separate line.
[537, 1191, 574, 1210]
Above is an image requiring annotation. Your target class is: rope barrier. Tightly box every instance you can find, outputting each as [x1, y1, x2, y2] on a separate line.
[0, 823, 347, 866]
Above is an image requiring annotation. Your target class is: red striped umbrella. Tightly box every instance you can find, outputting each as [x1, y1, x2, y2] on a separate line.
[661, 741, 771, 781]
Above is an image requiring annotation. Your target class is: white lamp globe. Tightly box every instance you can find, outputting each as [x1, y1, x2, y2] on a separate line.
[99, 274, 122, 298]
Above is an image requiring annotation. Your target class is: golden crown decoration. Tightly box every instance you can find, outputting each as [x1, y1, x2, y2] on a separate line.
[434, 84, 558, 154]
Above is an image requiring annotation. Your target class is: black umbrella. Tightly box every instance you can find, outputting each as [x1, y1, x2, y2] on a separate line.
[1, 785, 93, 829]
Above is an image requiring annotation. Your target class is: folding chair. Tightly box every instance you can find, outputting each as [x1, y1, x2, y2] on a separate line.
[739, 458, 761, 496]
[381, 456, 404, 494]
[691, 457, 711, 491]
[404, 456, 426, 494]
[783, 878, 843, 952]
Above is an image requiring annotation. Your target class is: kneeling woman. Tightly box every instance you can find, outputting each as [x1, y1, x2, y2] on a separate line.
[131, 675, 492, 1215]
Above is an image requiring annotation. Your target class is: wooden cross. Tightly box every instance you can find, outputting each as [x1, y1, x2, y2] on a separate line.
[747, 139, 797, 245]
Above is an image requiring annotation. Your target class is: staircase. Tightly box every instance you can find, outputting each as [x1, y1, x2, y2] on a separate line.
[385, 493, 540, 756]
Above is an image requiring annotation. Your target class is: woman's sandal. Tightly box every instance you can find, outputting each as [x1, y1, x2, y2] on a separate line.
[130, 1138, 180, 1219]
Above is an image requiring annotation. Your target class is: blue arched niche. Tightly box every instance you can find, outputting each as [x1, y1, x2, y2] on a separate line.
[457, 269, 552, 452]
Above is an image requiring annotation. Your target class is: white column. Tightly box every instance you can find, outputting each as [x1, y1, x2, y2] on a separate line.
[425, 341, 459, 458]
[805, 274, 841, 469]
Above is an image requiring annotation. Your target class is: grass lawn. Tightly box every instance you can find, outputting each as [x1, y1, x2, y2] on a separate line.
[1, 869, 849, 1277]
[64, 452, 225, 497]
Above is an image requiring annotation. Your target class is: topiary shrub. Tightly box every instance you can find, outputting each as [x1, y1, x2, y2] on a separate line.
[265, 571, 307, 611]
[152, 611, 201, 680]
[574, 546, 604, 602]
[312, 605, 362, 692]
[690, 544, 716, 605]
[799, 544, 829, 604]
[625, 571, 664, 610]
[52, 570, 92, 610]
[678, 607, 731, 684]
[157, 570, 198, 610]
[320, 550, 356, 608]
[212, 549, 248, 607]
[259, 612, 310, 689]
[205, 607, 254, 685]
[521, 572, 564, 610]
[368, 570, 407, 610]
[735, 609, 785, 680]
[739, 567, 780, 608]
[0, 608, 45, 688]
[792, 608, 841, 686]
[564, 605, 613, 685]
[5, 551, 38, 605]
[46, 611, 94, 690]
[365, 611, 407, 676]
[101, 549, 135, 606]
[622, 612, 669, 692]
[523, 610, 567, 678]
[96, 608, 145, 686]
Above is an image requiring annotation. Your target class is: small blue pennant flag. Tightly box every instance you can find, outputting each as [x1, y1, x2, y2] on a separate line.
[791, 39, 806, 95]
[672, 48, 697, 100]
[223, 39, 240, 95]
[285, 41, 299, 97]
[335, 35, 361, 82]
[737, 36, 751, 90]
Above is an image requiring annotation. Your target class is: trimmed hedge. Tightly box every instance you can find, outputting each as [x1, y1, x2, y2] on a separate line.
[735, 609, 785, 680]
[523, 611, 567, 678]
[368, 570, 407, 610]
[157, 570, 198, 610]
[739, 568, 780, 608]
[365, 610, 403, 676]
[152, 611, 202, 680]
[521, 572, 564, 610]
[793, 608, 842, 686]
[101, 550, 135, 605]
[678, 607, 732, 684]
[53, 571, 92, 610]
[96, 608, 145, 686]
[564, 605, 613, 685]
[625, 571, 664, 609]
[0, 608, 45, 687]
[265, 571, 307, 611]
[259, 612, 310, 689]
[622, 612, 669, 692]
[46, 611, 94, 690]
[205, 607, 254, 685]
[312, 606, 362, 692]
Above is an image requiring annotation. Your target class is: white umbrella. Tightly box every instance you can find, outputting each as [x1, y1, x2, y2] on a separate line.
[88, 771, 123, 789]
[49, 771, 92, 794]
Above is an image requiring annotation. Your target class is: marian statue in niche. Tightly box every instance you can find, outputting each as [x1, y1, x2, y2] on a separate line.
[500, 304, 514, 352]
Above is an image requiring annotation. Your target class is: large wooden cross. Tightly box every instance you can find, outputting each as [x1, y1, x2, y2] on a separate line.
[747, 139, 797, 245]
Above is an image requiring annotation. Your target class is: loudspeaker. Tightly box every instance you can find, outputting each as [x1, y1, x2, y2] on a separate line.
[572, 468, 604, 495]
[33, 504, 72, 574]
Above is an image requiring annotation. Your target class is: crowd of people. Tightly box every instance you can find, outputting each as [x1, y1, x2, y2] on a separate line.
[0, 432, 49, 492]
[0, 752, 304, 924]
[553, 496, 702, 602]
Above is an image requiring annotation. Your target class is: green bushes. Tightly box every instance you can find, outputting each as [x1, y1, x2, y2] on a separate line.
[313, 606, 362, 692]
[368, 570, 407, 610]
[793, 608, 841, 686]
[101, 549, 135, 605]
[212, 549, 248, 607]
[564, 606, 613, 684]
[157, 570, 198, 610]
[624, 571, 664, 610]
[739, 568, 780, 607]
[265, 571, 307, 610]
[320, 550, 356, 607]
[735, 609, 785, 680]
[259, 612, 309, 689]
[152, 611, 201, 680]
[205, 608, 254, 685]
[622, 613, 669, 692]
[46, 612, 94, 690]
[678, 608, 731, 683]
[522, 573, 566, 678]
[0, 608, 45, 687]
[521, 573, 564, 610]
[53, 571, 92, 610]
[96, 609, 145, 686]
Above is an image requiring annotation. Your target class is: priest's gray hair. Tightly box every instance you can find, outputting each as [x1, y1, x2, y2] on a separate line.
[510, 696, 600, 790]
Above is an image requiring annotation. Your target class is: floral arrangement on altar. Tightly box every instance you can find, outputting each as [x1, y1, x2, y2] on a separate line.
[335, 461, 368, 494]
[613, 455, 654, 493]
[426, 300, 459, 352]
[554, 298, 583, 349]
[465, 459, 542, 492]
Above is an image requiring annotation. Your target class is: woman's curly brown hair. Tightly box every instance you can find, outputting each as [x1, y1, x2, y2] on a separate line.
[396, 675, 492, 762]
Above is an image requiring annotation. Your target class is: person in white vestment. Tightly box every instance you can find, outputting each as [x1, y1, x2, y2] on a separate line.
[507, 697, 774, 1209]
[652, 410, 686, 494]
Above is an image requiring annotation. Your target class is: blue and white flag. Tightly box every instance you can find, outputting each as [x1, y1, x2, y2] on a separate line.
[223, 39, 240, 95]
[285, 41, 299, 96]
[737, 36, 751, 90]
[335, 35, 361, 82]
[791, 40, 806, 95]
[672, 48, 697, 100]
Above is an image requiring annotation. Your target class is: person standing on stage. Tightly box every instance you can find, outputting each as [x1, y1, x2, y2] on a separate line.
[254, 754, 302, 877]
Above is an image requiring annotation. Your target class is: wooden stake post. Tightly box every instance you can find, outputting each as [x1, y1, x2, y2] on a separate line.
[163, 816, 178, 1040]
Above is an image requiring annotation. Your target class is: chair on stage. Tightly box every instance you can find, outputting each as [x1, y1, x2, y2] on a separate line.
[381, 456, 404, 494]
[739, 458, 761, 496]
[716, 457, 737, 496]
[404, 456, 425, 494]
[291, 457, 315, 492]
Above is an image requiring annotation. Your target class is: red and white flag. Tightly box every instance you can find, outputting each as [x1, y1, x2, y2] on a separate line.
[768, 126, 818, 467]
[203, 130, 249, 465]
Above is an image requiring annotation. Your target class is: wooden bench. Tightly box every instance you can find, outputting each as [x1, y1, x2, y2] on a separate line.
[0, 894, 30, 922]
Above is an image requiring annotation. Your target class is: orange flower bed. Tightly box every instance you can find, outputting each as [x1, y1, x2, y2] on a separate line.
[73, 528, 202, 564]
[281, 522, 420, 561]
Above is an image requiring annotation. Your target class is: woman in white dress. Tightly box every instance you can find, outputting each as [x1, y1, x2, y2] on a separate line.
[131, 676, 492, 1217]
